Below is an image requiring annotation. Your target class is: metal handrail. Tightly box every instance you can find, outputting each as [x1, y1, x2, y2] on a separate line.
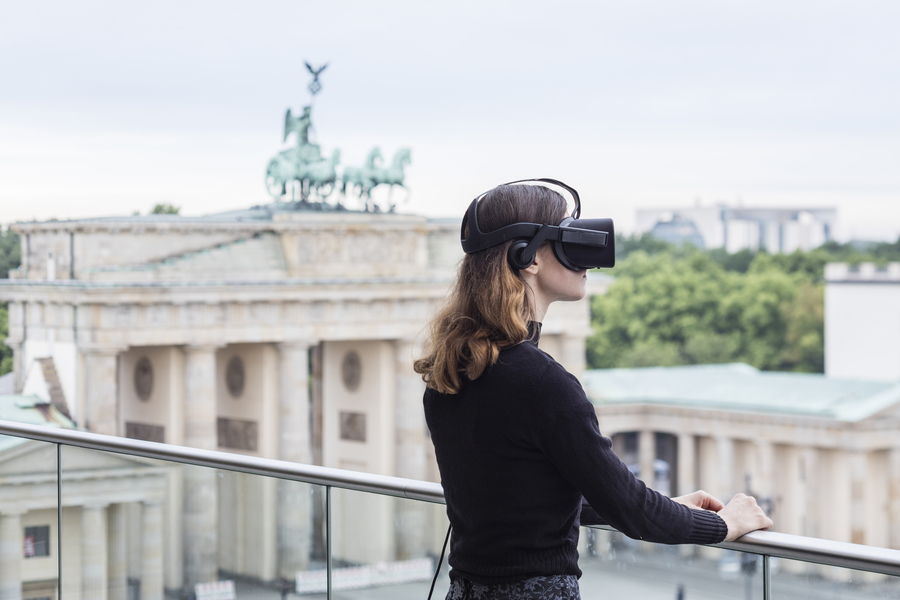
[2, 419, 900, 577]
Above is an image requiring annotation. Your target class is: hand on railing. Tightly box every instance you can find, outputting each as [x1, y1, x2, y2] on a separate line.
[671, 489, 725, 512]
[718, 493, 773, 542]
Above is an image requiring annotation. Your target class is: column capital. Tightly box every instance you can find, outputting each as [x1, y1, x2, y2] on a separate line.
[79, 343, 127, 356]
[2, 337, 22, 349]
[183, 342, 224, 354]
[142, 497, 165, 508]
[277, 339, 318, 352]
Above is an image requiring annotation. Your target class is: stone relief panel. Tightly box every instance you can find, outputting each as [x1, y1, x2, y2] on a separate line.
[217, 417, 258, 451]
[339, 411, 366, 442]
[125, 422, 165, 443]
[225, 356, 245, 398]
[341, 351, 362, 391]
[133, 357, 154, 401]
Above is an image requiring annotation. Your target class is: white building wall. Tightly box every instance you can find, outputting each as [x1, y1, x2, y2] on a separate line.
[825, 263, 900, 381]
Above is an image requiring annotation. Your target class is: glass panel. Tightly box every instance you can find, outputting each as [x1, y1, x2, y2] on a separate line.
[328, 487, 450, 599]
[771, 557, 900, 599]
[0, 436, 59, 600]
[579, 526, 763, 599]
[59, 446, 326, 599]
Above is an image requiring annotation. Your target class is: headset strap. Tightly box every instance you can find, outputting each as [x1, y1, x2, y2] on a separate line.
[461, 218, 608, 254]
[460, 178, 594, 254]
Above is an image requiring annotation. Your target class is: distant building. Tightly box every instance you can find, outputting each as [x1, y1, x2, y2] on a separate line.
[0, 205, 609, 595]
[635, 205, 836, 253]
[0, 394, 169, 599]
[825, 262, 900, 382]
[648, 215, 705, 249]
[582, 363, 900, 563]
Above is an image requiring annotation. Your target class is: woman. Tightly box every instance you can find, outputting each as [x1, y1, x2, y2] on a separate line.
[414, 182, 772, 600]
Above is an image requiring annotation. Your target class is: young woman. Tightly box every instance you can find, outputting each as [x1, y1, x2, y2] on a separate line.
[415, 182, 772, 600]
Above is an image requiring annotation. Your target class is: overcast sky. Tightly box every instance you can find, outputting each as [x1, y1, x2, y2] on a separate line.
[1, 1, 898, 239]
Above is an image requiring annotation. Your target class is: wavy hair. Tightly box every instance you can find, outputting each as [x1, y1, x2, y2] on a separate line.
[414, 184, 568, 394]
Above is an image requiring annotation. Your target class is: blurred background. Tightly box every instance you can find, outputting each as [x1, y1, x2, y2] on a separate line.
[1, 2, 900, 599]
[1, 0, 899, 236]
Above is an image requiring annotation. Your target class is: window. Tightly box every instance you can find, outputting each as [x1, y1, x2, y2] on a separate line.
[24, 526, 50, 558]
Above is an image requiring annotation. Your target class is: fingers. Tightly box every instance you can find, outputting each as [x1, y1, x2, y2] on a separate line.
[671, 490, 725, 512]
[721, 493, 773, 542]
[696, 490, 725, 512]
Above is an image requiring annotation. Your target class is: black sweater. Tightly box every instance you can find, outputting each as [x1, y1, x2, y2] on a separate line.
[423, 326, 727, 584]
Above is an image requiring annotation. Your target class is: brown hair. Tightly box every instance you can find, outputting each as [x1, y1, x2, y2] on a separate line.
[413, 184, 568, 394]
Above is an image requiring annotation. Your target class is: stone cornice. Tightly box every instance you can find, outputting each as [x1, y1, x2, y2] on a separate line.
[0, 276, 453, 305]
[11, 211, 431, 235]
[594, 402, 900, 449]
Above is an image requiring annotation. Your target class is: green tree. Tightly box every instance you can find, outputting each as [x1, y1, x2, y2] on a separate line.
[0, 227, 21, 376]
[587, 247, 826, 373]
[151, 203, 180, 215]
[0, 227, 20, 279]
[0, 303, 11, 376]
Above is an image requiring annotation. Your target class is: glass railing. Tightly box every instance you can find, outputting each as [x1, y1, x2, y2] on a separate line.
[1, 418, 899, 600]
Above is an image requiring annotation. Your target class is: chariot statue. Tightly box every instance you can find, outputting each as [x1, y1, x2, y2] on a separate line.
[265, 63, 411, 211]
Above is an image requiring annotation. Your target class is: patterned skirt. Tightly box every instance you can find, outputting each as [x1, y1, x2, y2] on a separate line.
[446, 574, 581, 600]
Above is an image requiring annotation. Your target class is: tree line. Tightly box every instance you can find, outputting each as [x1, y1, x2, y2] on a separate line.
[3, 224, 900, 377]
[587, 234, 900, 373]
[0, 227, 19, 375]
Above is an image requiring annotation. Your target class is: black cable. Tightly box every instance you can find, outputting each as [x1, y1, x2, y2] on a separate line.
[428, 525, 452, 600]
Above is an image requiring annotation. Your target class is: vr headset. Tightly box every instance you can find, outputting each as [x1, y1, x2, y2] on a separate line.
[460, 178, 615, 271]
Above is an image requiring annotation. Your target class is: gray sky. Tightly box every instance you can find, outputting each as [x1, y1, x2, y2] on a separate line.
[1, 1, 898, 239]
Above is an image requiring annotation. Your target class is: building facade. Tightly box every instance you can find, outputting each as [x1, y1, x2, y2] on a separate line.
[583, 363, 900, 568]
[635, 205, 836, 253]
[825, 262, 900, 382]
[0, 206, 604, 595]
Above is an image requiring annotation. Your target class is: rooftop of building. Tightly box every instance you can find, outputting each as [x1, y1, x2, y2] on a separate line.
[824, 262, 900, 282]
[0, 394, 75, 452]
[8, 202, 457, 233]
[582, 363, 900, 422]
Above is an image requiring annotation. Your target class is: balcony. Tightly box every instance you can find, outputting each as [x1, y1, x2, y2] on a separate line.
[0, 419, 898, 600]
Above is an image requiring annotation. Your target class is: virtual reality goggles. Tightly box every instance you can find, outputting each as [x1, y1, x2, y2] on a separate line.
[460, 178, 615, 271]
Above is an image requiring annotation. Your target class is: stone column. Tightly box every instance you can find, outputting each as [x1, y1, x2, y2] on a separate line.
[8, 342, 24, 394]
[107, 504, 128, 600]
[779, 445, 804, 536]
[558, 334, 587, 380]
[676, 434, 696, 497]
[394, 338, 428, 558]
[141, 501, 164, 600]
[82, 504, 109, 600]
[715, 436, 735, 501]
[890, 447, 900, 550]
[183, 344, 219, 589]
[83, 348, 120, 435]
[638, 430, 655, 488]
[755, 441, 775, 502]
[394, 339, 427, 481]
[276, 341, 314, 578]
[0, 511, 23, 600]
[849, 450, 867, 545]
[802, 447, 819, 539]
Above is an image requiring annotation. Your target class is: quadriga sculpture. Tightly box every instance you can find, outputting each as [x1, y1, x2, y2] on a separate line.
[265, 63, 411, 210]
[340, 148, 382, 205]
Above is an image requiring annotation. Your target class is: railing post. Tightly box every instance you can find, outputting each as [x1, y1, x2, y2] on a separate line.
[326, 485, 333, 600]
[57, 443, 62, 600]
[762, 554, 770, 600]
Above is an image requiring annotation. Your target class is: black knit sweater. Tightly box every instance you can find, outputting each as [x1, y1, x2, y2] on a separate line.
[423, 325, 727, 584]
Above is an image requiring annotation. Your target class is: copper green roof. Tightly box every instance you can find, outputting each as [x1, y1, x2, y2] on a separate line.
[0, 394, 76, 452]
[582, 363, 900, 422]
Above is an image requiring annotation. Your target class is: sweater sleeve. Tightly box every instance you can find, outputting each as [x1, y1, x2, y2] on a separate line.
[530, 363, 727, 545]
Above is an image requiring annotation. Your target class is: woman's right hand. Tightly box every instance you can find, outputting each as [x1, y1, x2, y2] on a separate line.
[718, 493, 773, 542]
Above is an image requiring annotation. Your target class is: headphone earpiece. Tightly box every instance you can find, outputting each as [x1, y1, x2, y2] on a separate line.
[507, 240, 535, 271]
